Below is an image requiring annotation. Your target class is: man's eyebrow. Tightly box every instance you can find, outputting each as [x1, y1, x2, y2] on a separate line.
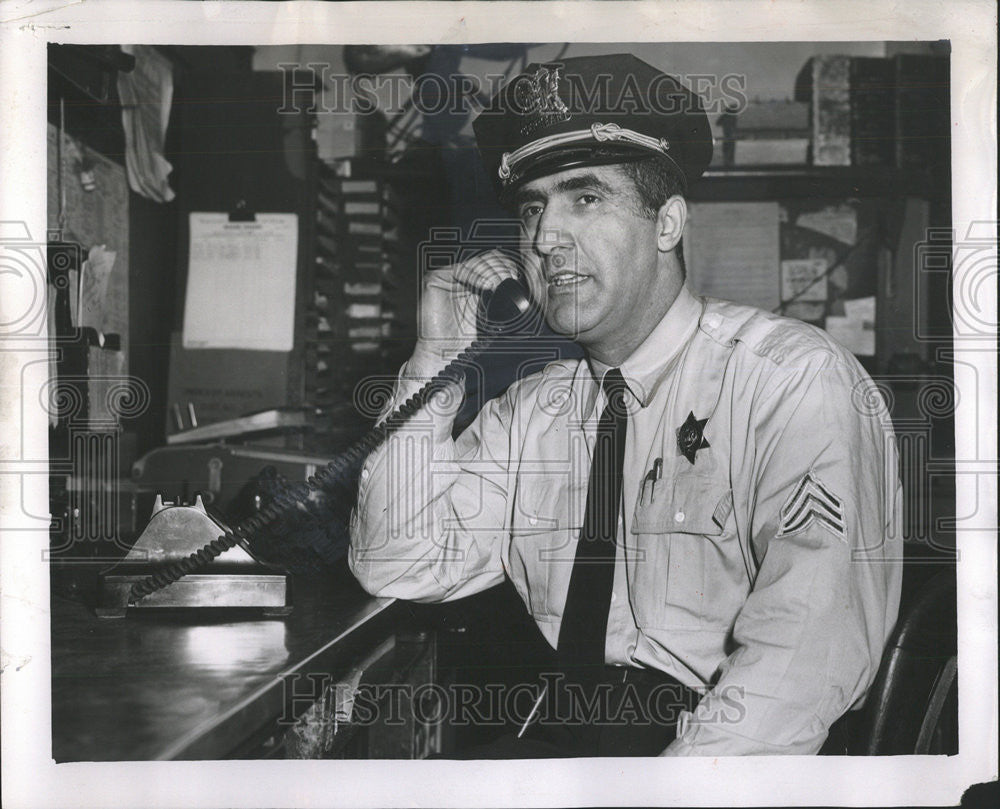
[512, 186, 547, 208]
[513, 173, 618, 209]
[552, 173, 616, 196]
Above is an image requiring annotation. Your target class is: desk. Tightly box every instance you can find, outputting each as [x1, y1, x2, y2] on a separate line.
[50, 566, 411, 761]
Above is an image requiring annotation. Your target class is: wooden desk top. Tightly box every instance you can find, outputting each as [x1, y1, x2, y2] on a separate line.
[50, 565, 396, 761]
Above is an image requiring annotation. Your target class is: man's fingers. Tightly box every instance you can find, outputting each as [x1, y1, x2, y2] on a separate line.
[423, 271, 462, 294]
[454, 249, 519, 292]
[426, 249, 524, 296]
[420, 249, 532, 348]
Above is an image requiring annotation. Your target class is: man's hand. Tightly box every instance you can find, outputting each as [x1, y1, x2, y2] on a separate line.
[411, 249, 525, 371]
[405, 248, 543, 438]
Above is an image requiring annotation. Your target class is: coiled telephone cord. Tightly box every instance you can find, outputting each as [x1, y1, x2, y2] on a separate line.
[128, 337, 491, 603]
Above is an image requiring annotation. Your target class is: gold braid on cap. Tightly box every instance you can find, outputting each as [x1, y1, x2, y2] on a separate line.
[498, 123, 671, 185]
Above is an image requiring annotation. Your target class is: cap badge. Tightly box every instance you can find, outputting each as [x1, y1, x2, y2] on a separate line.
[516, 64, 571, 137]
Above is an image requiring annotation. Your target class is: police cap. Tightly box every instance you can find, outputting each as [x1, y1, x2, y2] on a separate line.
[473, 54, 713, 197]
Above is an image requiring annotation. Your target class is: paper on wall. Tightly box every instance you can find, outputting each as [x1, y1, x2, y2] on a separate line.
[686, 201, 781, 312]
[843, 295, 876, 324]
[182, 213, 298, 351]
[825, 316, 875, 356]
[78, 245, 116, 331]
[781, 258, 828, 302]
[826, 296, 876, 356]
[796, 205, 858, 245]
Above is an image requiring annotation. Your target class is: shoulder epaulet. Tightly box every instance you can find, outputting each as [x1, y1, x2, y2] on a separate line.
[699, 298, 845, 366]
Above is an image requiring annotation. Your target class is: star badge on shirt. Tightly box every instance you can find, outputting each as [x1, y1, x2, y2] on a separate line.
[677, 411, 710, 464]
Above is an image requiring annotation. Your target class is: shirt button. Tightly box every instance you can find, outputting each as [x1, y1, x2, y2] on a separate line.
[528, 516, 537, 526]
[360, 468, 370, 481]
[674, 511, 685, 523]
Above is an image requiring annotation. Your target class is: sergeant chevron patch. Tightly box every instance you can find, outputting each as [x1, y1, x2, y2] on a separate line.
[777, 472, 846, 540]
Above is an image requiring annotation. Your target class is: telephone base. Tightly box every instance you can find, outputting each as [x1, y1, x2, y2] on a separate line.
[95, 494, 292, 618]
[97, 570, 291, 618]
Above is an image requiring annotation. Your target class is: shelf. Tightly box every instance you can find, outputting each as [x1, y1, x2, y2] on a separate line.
[690, 164, 947, 202]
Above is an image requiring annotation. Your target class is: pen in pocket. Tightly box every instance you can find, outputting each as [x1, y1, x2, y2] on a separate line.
[642, 457, 663, 504]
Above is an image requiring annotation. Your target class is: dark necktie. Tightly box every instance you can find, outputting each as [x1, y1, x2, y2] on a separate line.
[557, 368, 628, 672]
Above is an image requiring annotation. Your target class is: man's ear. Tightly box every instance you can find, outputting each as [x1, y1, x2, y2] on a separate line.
[656, 195, 687, 253]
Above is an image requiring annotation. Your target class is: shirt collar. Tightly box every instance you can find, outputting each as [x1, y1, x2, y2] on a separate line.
[582, 284, 703, 418]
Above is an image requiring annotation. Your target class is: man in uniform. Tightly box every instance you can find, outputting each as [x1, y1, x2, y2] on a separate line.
[350, 54, 902, 756]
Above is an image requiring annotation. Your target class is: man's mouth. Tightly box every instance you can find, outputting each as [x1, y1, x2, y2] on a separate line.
[547, 270, 588, 289]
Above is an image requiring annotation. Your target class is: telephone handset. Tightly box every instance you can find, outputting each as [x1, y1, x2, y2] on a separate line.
[97, 277, 537, 615]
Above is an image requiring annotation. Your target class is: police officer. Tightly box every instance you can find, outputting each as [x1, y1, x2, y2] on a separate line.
[350, 54, 902, 756]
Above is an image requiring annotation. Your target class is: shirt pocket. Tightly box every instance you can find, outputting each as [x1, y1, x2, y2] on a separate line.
[510, 475, 584, 619]
[628, 472, 739, 631]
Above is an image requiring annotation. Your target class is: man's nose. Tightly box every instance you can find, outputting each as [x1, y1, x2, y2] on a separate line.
[534, 229, 575, 281]
[534, 209, 575, 262]
[534, 200, 575, 252]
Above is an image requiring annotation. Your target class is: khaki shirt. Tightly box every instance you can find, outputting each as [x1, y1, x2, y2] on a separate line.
[350, 285, 903, 755]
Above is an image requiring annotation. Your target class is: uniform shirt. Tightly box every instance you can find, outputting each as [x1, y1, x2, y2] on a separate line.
[350, 284, 903, 755]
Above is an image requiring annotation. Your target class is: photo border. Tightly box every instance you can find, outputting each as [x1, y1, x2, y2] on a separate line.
[1, 2, 995, 807]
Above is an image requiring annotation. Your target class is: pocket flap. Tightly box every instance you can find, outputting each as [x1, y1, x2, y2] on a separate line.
[632, 475, 732, 535]
[513, 477, 584, 534]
